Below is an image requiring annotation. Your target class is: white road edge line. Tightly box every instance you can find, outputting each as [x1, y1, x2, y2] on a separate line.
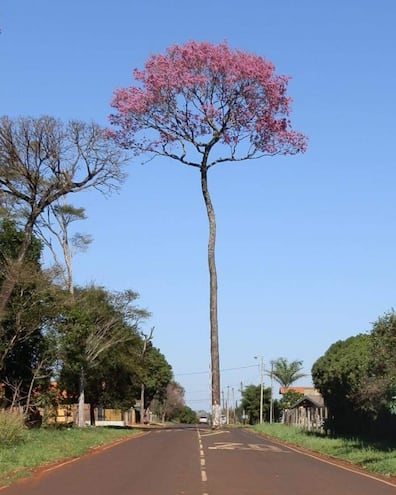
[268, 436, 396, 488]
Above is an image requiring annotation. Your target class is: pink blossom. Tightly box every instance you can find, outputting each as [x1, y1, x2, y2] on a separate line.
[109, 41, 307, 162]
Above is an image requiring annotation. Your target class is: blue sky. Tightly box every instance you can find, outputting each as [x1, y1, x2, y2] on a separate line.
[1, 1, 396, 412]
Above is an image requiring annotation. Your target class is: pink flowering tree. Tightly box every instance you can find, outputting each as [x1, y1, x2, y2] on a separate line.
[109, 41, 307, 427]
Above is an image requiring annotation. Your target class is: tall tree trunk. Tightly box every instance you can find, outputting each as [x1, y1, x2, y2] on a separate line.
[200, 164, 221, 428]
[63, 234, 74, 297]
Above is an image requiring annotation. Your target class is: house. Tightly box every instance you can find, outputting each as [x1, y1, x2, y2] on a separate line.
[0, 379, 140, 427]
[280, 386, 327, 432]
[279, 386, 322, 398]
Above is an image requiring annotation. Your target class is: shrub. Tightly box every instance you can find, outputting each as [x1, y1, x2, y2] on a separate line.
[0, 410, 29, 445]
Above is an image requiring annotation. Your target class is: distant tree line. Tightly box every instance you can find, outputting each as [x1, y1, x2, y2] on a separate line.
[312, 312, 396, 438]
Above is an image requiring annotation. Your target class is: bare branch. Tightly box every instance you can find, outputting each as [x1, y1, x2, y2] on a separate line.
[0, 115, 128, 317]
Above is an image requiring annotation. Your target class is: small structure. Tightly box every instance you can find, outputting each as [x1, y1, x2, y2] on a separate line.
[280, 386, 327, 432]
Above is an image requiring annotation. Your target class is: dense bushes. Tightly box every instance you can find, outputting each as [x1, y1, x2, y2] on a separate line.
[0, 410, 28, 445]
[312, 312, 396, 438]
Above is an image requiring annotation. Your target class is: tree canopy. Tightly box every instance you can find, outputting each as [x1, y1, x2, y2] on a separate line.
[0, 219, 62, 413]
[240, 384, 271, 424]
[271, 357, 306, 388]
[311, 328, 396, 436]
[110, 41, 307, 164]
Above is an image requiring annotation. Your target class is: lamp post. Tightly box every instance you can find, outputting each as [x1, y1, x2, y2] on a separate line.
[269, 361, 274, 424]
[254, 355, 264, 424]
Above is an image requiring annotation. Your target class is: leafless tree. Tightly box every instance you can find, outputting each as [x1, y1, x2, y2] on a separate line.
[35, 200, 93, 296]
[0, 115, 127, 319]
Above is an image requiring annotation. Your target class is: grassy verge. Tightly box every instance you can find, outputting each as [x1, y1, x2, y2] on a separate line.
[0, 426, 140, 486]
[251, 423, 396, 478]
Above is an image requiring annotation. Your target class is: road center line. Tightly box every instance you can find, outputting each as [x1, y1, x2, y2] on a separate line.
[197, 427, 209, 495]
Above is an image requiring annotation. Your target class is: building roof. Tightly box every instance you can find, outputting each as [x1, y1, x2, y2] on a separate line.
[290, 395, 325, 409]
[279, 386, 321, 396]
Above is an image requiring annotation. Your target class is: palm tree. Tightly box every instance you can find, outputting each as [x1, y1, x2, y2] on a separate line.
[271, 358, 306, 388]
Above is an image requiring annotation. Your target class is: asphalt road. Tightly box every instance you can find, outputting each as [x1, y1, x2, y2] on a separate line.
[3, 425, 396, 494]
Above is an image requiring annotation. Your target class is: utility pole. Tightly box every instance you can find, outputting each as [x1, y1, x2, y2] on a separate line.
[232, 387, 235, 424]
[226, 385, 230, 424]
[239, 381, 244, 424]
[140, 327, 154, 424]
[270, 360, 274, 424]
[255, 355, 264, 424]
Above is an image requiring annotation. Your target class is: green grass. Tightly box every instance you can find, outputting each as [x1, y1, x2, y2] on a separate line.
[0, 426, 140, 486]
[251, 423, 396, 477]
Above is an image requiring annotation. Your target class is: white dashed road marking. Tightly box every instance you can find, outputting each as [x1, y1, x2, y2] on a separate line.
[197, 428, 208, 494]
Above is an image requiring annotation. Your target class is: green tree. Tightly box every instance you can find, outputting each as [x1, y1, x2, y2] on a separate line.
[177, 406, 197, 424]
[361, 311, 396, 418]
[83, 331, 143, 422]
[0, 219, 61, 418]
[312, 334, 371, 435]
[57, 285, 149, 427]
[271, 357, 306, 388]
[0, 218, 41, 371]
[140, 343, 173, 415]
[312, 313, 396, 437]
[240, 384, 271, 424]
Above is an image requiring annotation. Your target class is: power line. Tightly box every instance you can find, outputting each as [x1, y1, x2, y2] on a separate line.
[185, 398, 211, 402]
[174, 364, 258, 377]
[174, 370, 208, 376]
[222, 364, 259, 373]
[185, 390, 210, 395]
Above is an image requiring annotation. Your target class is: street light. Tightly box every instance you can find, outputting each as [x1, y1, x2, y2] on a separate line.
[269, 361, 274, 424]
[254, 355, 264, 424]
